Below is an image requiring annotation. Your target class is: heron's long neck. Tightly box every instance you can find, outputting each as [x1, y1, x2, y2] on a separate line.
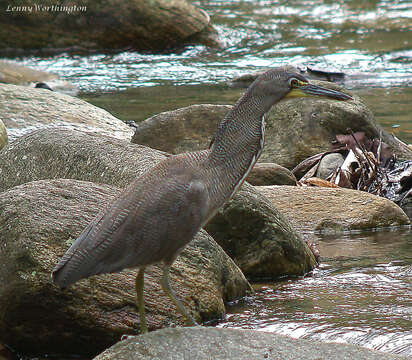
[209, 90, 266, 169]
[203, 91, 267, 209]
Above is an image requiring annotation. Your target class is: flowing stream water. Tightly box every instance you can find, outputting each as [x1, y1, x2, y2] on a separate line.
[218, 228, 412, 356]
[3, 0, 411, 358]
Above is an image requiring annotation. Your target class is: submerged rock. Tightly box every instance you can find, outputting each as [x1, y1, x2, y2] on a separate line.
[0, 120, 7, 151]
[0, 179, 251, 357]
[0, 0, 216, 53]
[0, 84, 133, 142]
[246, 163, 297, 186]
[259, 186, 410, 235]
[206, 183, 317, 280]
[93, 327, 408, 360]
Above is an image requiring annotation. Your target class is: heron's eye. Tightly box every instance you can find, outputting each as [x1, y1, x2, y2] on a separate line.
[289, 78, 300, 88]
[289, 78, 308, 88]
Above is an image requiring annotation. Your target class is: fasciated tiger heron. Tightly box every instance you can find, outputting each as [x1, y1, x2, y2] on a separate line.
[52, 67, 352, 333]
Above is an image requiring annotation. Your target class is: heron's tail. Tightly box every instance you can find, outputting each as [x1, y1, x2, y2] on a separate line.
[52, 222, 96, 288]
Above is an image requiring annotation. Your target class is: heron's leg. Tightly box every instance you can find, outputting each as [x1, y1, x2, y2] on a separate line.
[136, 267, 148, 334]
[160, 264, 198, 326]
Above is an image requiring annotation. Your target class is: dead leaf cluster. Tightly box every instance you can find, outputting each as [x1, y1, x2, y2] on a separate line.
[293, 131, 412, 207]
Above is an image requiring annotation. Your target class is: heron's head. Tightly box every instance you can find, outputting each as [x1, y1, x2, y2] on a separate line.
[250, 67, 352, 112]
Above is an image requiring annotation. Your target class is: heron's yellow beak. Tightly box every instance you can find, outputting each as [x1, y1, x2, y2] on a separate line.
[285, 82, 352, 101]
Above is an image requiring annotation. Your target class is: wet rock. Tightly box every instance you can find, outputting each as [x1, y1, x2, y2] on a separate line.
[305, 64, 346, 82]
[0, 83, 133, 142]
[0, 60, 57, 84]
[0, 128, 165, 193]
[246, 163, 297, 186]
[228, 65, 397, 90]
[93, 327, 408, 360]
[228, 64, 345, 88]
[315, 153, 345, 179]
[262, 81, 412, 168]
[131, 104, 231, 153]
[258, 186, 410, 235]
[0, 179, 251, 357]
[1, 128, 315, 281]
[0, 0, 216, 53]
[0, 120, 7, 151]
[205, 183, 316, 280]
[34, 82, 53, 91]
[0, 60, 76, 95]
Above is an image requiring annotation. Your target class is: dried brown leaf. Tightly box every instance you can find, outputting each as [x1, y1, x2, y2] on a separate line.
[300, 177, 339, 188]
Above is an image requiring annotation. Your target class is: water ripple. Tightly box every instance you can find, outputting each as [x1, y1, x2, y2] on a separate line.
[218, 229, 412, 356]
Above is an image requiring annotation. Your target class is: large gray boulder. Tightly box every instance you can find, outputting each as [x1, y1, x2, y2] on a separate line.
[93, 327, 408, 360]
[0, 83, 133, 142]
[0, 179, 251, 357]
[0, 128, 165, 193]
[0, 0, 216, 52]
[132, 104, 231, 153]
[258, 186, 410, 234]
[0, 128, 317, 280]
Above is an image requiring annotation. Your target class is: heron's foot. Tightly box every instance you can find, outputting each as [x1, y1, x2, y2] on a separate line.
[161, 265, 201, 329]
[139, 322, 148, 334]
[135, 267, 148, 334]
[184, 316, 199, 327]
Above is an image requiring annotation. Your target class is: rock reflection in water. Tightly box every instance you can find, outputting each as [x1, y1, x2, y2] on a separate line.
[218, 228, 412, 357]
